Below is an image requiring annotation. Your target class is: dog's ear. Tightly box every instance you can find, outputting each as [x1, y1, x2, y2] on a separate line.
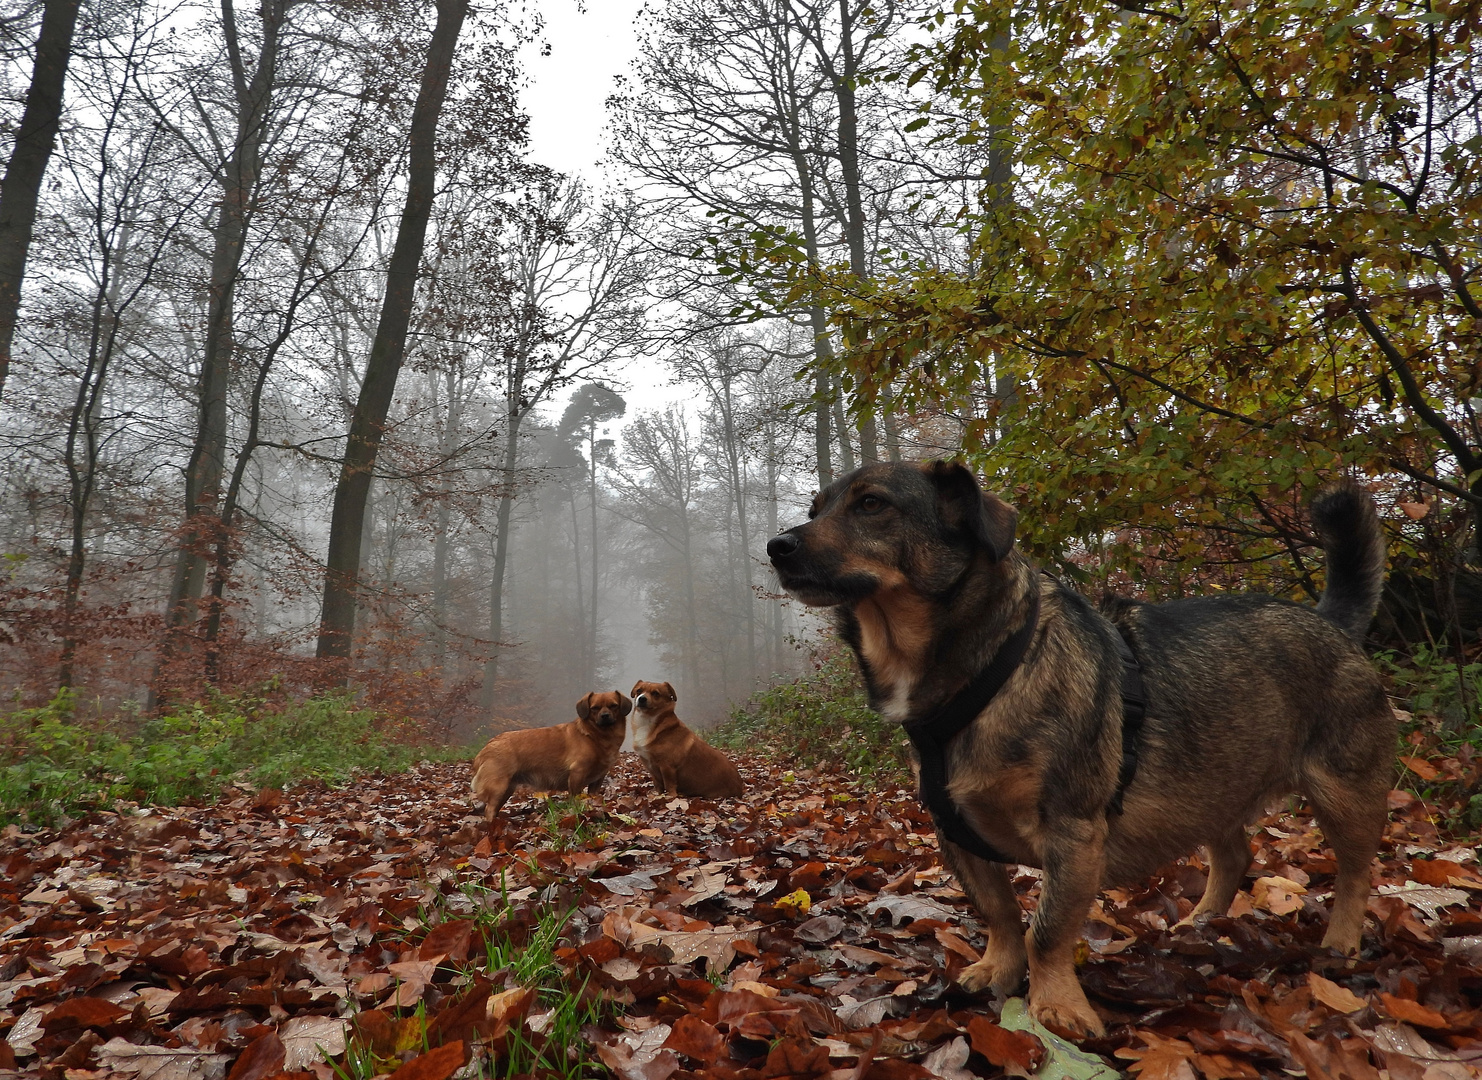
[631, 681, 642, 698]
[663, 682, 675, 702]
[925, 459, 1017, 561]
[617, 692, 633, 717]
[576, 692, 593, 720]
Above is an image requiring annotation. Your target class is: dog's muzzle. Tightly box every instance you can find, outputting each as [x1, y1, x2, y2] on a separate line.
[636, 694, 649, 708]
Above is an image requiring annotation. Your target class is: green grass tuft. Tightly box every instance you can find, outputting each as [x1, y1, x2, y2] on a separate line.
[714, 643, 911, 784]
[0, 687, 454, 826]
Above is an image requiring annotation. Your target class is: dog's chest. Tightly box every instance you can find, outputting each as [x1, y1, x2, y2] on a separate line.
[630, 711, 656, 749]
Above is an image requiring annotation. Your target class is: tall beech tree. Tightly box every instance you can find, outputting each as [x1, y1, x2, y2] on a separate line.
[316, 0, 471, 675]
[0, 0, 83, 399]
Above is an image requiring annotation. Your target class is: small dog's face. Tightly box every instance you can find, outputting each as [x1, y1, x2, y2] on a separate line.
[576, 690, 633, 729]
[767, 461, 1017, 608]
[631, 680, 676, 713]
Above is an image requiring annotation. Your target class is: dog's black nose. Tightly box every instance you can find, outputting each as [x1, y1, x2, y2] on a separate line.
[767, 532, 800, 560]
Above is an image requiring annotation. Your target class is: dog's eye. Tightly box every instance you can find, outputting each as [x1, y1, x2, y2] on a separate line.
[858, 495, 886, 514]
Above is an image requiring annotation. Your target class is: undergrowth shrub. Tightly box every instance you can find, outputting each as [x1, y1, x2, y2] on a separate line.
[0, 687, 449, 826]
[1377, 642, 1482, 834]
[714, 643, 910, 784]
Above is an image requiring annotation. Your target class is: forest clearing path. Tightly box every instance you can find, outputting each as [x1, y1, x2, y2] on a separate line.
[2, 754, 1480, 1080]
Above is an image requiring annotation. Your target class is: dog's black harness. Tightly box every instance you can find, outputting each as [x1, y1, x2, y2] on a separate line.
[901, 587, 1148, 864]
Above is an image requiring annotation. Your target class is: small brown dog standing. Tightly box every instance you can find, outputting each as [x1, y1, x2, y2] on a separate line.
[470, 691, 631, 823]
[630, 680, 745, 798]
[767, 461, 1395, 1040]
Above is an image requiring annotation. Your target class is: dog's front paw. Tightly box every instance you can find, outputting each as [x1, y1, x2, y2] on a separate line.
[956, 943, 1027, 996]
[1029, 985, 1105, 1041]
[1319, 927, 1362, 955]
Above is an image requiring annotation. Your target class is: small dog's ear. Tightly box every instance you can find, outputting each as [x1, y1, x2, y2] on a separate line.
[576, 693, 593, 720]
[663, 682, 675, 701]
[926, 459, 1017, 561]
[631, 681, 642, 698]
[617, 693, 633, 717]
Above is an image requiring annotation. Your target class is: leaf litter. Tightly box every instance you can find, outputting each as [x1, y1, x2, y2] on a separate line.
[1, 755, 1480, 1080]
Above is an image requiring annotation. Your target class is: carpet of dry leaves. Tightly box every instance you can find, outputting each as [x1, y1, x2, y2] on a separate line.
[2, 753, 1480, 1080]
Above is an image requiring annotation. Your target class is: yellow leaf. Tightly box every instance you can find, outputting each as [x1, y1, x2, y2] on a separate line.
[774, 888, 811, 915]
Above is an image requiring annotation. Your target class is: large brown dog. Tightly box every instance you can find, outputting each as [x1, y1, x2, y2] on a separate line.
[630, 680, 745, 798]
[470, 691, 631, 823]
[767, 460, 1394, 1039]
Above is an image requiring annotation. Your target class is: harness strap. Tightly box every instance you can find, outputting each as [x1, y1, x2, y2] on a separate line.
[902, 591, 1040, 864]
[902, 587, 1148, 864]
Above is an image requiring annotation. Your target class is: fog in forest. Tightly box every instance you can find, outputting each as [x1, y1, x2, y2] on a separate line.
[0, 0, 985, 737]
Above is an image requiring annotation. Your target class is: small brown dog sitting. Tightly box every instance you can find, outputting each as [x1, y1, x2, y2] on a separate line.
[470, 690, 631, 823]
[630, 680, 745, 798]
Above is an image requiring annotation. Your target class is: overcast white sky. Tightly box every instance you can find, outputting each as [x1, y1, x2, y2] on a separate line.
[519, 0, 645, 194]
[515, 0, 685, 417]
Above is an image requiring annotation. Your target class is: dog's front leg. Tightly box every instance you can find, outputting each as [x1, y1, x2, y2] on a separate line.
[1026, 818, 1107, 1039]
[659, 764, 680, 797]
[941, 839, 1028, 996]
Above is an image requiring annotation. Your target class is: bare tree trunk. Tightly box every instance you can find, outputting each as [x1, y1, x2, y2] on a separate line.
[316, 0, 470, 676]
[569, 483, 586, 676]
[58, 230, 131, 688]
[480, 409, 522, 711]
[0, 0, 82, 399]
[430, 368, 458, 668]
[158, 0, 286, 694]
[829, 0, 879, 464]
[813, 368, 833, 488]
[678, 501, 701, 695]
[765, 423, 783, 674]
[588, 427, 600, 683]
[833, 378, 856, 472]
[719, 374, 755, 686]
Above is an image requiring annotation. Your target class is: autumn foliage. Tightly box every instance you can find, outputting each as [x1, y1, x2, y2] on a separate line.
[2, 747, 1480, 1080]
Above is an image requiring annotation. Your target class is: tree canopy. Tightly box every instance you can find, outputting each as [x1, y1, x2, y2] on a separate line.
[793, 0, 1480, 596]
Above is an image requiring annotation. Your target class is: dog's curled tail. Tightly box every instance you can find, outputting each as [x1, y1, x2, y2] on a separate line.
[1311, 478, 1386, 640]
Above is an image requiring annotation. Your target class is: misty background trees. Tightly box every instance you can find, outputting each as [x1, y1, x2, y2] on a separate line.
[1, 0, 1476, 736]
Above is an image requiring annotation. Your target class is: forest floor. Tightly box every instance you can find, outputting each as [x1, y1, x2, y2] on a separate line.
[1, 753, 1480, 1080]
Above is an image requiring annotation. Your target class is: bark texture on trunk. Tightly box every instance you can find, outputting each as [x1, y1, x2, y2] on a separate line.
[317, 0, 470, 672]
[0, 0, 82, 399]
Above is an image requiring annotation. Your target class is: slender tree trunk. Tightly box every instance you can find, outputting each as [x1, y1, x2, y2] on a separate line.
[430, 368, 458, 668]
[765, 426, 783, 675]
[679, 502, 701, 695]
[58, 217, 134, 688]
[316, 0, 470, 676]
[481, 404, 523, 711]
[587, 425, 599, 683]
[833, 379, 856, 472]
[882, 388, 902, 461]
[157, 0, 286, 696]
[719, 375, 755, 686]
[0, 0, 82, 399]
[831, 0, 880, 464]
[568, 483, 586, 677]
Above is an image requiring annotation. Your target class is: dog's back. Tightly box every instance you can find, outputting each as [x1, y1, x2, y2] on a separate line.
[1102, 481, 1393, 883]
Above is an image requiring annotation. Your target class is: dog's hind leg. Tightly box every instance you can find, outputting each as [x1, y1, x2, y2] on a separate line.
[1305, 767, 1386, 954]
[479, 776, 515, 827]
[942, 841, 1028, 997]
[1183, 826, 1253, 922]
